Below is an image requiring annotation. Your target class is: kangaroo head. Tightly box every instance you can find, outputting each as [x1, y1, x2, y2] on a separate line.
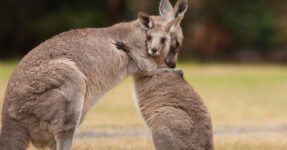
[159, 0, 188, 68]
[138, 12, 182, 59]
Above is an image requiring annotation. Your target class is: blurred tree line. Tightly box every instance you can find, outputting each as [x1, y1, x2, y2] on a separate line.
[0, 0, 286, 62]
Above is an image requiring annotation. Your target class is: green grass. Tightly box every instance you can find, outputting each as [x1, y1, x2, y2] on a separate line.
[1, 61, 287, 150]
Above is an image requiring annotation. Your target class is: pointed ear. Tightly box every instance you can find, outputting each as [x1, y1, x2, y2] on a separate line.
[138, 12, 154, 30]
[172, 0, 188, 18]
[159, 0, 173, 16]
[165, 16, 183, 33]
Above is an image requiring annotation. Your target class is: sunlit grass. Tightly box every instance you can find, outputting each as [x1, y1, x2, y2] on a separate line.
[180, 63, 287, 127]
[28, 137, 154, 150]
[215, 133, 287, 150]
[1, 60, 287, 149]
[27, 134, 287, 150]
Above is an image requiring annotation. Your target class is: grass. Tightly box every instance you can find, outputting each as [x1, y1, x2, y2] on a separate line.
[215, 133, 287, 150]
[0, 61, 287, 149]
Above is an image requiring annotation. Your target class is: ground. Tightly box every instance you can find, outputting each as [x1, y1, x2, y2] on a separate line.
[0, 61, 287, 150]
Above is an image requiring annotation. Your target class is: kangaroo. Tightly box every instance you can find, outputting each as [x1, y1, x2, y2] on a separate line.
[0, 0, 188, 150]
[134, 72, 214, 150]
[115, 19, 213, 150]
[116, 43, 214, 150]
[114, 13, 183, 76]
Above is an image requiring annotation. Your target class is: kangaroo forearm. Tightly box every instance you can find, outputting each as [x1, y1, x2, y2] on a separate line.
[143, 68, 182, 76]
[125, 48, 183, 76]
[126, 48, 157, 73]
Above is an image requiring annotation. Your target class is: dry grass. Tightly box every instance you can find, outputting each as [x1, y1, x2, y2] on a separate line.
[215, 133, 287, 150]
[28, 138, 154, 150]
[1, 61, 287, 149]
[27, 134, 287, 150]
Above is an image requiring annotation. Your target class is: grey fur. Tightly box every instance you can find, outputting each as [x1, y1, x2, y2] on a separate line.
[159, 0, 173, 16]
[172, 0, 189, 18]
[133, 73, 214, 150]
[0, 1, 187, 149]
[117, 39, 214, 150]
[115, 15, 183, 77]
[160, 0, 188, 68]
[0, 19, 152, 150]
[116, 23, 214, 150]
[0, 10, 184, 150]
[116, 1, 213, 149]
[120, 35, 214, 150]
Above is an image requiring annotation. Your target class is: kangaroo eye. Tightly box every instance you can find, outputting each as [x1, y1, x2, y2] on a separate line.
[147, 35, 152, 41]
[161, 37, 166, 44]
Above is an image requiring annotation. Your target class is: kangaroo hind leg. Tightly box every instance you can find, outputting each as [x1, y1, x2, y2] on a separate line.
[152, 126, 181, 150]
[46, 59, 87, 150]
[0, 106, 30, 150]
[55, 79, 86, 150]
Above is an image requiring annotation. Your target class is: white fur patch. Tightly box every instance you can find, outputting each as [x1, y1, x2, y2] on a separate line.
[148, 21, 153, 29]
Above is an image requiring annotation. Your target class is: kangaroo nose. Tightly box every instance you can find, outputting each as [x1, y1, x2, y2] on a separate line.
[152, 48, 158, 54]
[168, 63, 176, 68]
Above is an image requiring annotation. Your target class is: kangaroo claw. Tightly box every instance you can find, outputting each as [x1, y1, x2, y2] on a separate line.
[175, 69, 184, 77]
[114, 41, 129, 52]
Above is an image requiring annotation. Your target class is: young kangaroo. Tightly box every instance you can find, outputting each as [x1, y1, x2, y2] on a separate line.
[115, 13, 183, 76]
[117, 44, 214, 150]
[0, 0, 188, 150]
[135, 72, 214, 150]
[116, 24, 213, 150]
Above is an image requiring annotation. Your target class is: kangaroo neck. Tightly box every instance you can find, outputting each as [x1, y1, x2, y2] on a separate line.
[107, 20, 147, 49]
[80, 20, 147, 107]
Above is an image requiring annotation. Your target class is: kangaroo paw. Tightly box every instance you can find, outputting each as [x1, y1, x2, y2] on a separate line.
[114, 41, 130, 52]
[175, 69, 184, 77]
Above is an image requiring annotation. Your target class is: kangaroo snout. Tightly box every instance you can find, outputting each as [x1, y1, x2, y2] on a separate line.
[152, 48, 158, 54]
[168, 63, 176, 68]
[149, 48, 159, 56]
[165, 59, 176, 68]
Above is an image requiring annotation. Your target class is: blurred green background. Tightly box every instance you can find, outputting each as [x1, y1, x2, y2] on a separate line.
[1, 0, 287, 62]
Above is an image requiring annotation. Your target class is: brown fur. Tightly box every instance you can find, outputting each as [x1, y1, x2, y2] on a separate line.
[118, 35, 214, 150]
[0, 21, 152, 150]
[134, 73, 214, 150]
[117, 1, 214, 149]
[115, 13, 183, 77]
[0, 0, 186, 149]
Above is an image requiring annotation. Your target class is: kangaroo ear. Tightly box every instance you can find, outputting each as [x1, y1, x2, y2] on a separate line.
[165, 16, 183, 33]
[172, 0, 188, 18]
[138, 12, 154, 30]
[159, 0, 173, 16]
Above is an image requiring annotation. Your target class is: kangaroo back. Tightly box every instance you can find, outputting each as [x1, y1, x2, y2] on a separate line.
[134, 73, 214, 150]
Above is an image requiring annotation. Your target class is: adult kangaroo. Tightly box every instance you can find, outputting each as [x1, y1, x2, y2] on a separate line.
[0, 0, 188, 150]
